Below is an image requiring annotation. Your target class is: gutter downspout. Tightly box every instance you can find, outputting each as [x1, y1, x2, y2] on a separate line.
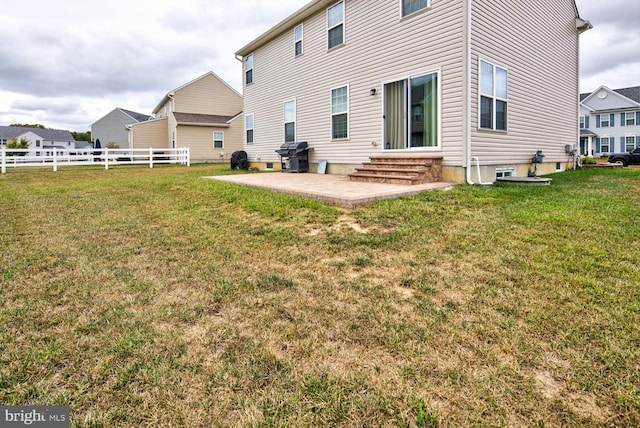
[464, 0, 474, 184]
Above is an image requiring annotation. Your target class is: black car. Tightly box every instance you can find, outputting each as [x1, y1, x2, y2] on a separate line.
[608, 147, 640, 166]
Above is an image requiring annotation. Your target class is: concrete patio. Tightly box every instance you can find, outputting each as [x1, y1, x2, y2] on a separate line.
[203, 172, 454, 208]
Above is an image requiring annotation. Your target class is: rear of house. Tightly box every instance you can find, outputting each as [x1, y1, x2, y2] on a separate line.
[235, 0, 589, 183]
[129, 72, 243, 162]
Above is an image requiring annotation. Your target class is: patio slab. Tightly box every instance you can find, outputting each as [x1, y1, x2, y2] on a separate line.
[203, 172, 454, 208]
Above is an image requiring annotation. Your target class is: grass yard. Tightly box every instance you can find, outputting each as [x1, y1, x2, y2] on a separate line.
[1, 164, 639, 427]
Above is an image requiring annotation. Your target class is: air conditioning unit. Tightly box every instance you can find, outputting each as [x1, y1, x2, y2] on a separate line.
[565, 144, 576, 154]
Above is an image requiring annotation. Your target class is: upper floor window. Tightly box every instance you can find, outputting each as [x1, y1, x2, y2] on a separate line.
[246, 114, 254, 144]
[626, 112, 636, 126]
[599, 113, 610, 127]
[284, 100, 296, 142]
[213, 131, 224, 149]
[579, 115, 585, 129]
[245, 54, 254, 85]
[35, 140, 41, 147]
[402, 0, 429, 17]
[294, 24, 303, 56]
[327, 1, 344, 49]
[479, 59, 508, 131]
[331, 85, 349, 139]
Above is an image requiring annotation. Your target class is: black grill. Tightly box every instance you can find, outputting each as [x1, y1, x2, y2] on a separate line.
[275, 141, 310, 173]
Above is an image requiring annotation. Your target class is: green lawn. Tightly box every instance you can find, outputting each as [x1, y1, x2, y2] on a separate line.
[1, 165, 639, 427]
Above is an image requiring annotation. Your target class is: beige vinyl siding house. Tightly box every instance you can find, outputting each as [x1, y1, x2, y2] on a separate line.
[235, 0, 590, 182]
[128, 71, 243, 162]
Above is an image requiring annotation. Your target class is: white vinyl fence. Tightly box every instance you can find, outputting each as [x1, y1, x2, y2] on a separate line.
[1, 147, 190, 173]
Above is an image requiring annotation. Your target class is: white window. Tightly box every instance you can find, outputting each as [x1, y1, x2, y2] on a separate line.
[600, 136, 610, 153]
[495, 167, 515, 179]
[600, 114, 610, 127]
[479, 60, 508, 131]
[294, 24, 303, 56]
[402, 0, 429, 17]
[284, 100, 296, 143]
[626, 112, 636, 126]
[246, 114, 254, 144]
[579, 115, 585, 129]
[245, 54, 254, 85]
[625, 135, 636, 151]
[213, 131, 224, 149]
[327, 2, 344, 49]
[331, 85, 349, 139]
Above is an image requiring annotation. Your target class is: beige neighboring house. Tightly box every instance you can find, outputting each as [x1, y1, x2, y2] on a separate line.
[235, 0, 592, 183]
[128, 71, 243, 162]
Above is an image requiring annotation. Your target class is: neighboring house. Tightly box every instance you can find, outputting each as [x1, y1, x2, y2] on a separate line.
[128, 71, 243, 162]
[0, 126, 75, 156]
[91, 108, 152, 149]
[235, 0, 591, 182]
[579, 86, 640, 157]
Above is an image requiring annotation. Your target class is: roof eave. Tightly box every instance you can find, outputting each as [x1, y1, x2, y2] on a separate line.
[235, 0, 332, 57]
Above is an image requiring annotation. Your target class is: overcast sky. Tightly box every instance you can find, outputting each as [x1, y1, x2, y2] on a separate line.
[0, 0, 637, 132]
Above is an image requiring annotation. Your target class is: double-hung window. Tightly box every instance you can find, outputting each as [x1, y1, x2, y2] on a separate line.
[626, 112, 636, 126]
[245, 54, 254, 85]
[600, 136, 610, 153]
[402, 0, 429, 17]
[213, 131, 224, 149]
[331, 85, 349, 139]
[625, 135, 636, 151]
[327, 2, 344, 49]
[284, 100, 296, 142]
[479, 60, 508, 131]
[579, 115, 585, 129]
[294, 25, 303, 56]
[599, 113, 610, 127]
[246, 114, 254, 144]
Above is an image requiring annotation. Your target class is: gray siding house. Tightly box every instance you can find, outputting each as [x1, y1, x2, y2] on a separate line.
[235, 0, 591, 183]
[91, 108, 151, 149]
[579, 86, 640, 157]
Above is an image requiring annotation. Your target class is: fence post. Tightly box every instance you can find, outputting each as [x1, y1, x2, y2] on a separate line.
[105, 148, 109, 170]
[53, 150, 58, 172]
[1, 146, 5, 174]
[149, 147, 153, 169]
[186, 147, 190, 167]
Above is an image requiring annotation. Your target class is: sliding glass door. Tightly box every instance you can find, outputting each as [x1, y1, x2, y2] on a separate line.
[384, 71, 439, 150]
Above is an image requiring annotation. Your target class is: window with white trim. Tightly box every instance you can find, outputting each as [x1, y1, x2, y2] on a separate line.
[625, 135, 636, 151]
[479, 59, 508, 131]
[600, 136, 610, 153]
[245, 54, 254, 85]
[284, 100, 296, 143]
[331, 85, 348, 139]
[246, 114, 254, 144]
[626, 112, 636, 126]
[213, 131, 224, 149]
[600, 113, 610, 127]
[294, 24, 303, 56]
[327, 2, 344, 49]
[579, 115, 585, 129]
[402, 0, 429, 17]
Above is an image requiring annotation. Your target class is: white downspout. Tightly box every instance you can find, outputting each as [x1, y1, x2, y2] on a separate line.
[465, 0, 475, 184]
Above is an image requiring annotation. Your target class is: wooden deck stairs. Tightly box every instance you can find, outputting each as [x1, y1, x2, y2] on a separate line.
[348, 155, 443, 185]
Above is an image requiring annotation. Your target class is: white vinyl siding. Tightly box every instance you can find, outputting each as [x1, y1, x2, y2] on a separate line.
[284, 100, 296, 142]
[327, 1, 344, 49]
[294, 24, 303, 56]
[240, 0, 467, 167]
[471, 0, 579, 165]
